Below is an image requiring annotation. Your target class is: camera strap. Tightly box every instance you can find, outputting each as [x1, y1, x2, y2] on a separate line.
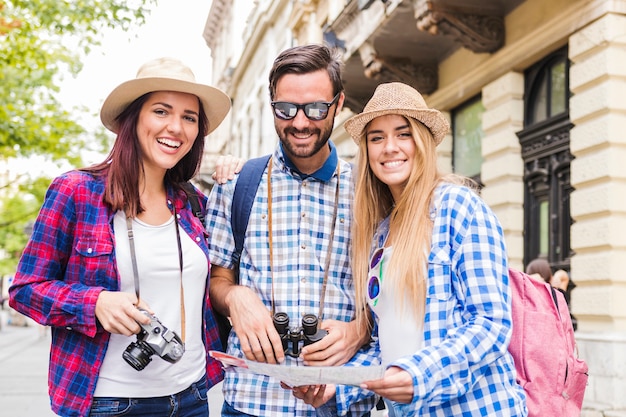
[126, 205, 186, 343]
[266, 158, 340, 324]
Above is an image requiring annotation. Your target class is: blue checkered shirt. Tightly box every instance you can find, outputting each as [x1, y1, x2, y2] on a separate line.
[373, 184, 527, 417]
[206, 143, 378, 416]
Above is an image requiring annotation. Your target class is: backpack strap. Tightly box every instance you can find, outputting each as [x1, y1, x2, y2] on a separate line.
[231, 155, 272, 283]
[182, 182, 205, 225]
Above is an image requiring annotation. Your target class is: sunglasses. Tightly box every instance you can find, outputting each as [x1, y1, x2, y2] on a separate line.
[368, 247, 385, 306]
[271, 92, 341, 121]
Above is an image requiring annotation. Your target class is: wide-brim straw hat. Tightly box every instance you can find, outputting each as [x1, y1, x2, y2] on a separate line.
[100, 57, 231, 135]
[344, 82, 449, 145]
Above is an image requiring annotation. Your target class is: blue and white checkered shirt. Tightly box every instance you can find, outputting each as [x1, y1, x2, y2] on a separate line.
[206, 142, 378, 416]
[373, 184, 527, 417]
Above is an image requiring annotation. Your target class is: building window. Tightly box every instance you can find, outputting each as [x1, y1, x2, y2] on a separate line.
[517, 47, 573, 270]
[452, 96, 485, 184]
[528, 55, 568, 125]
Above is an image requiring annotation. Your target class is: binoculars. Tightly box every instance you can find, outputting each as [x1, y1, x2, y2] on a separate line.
[272, 312, 327, 357]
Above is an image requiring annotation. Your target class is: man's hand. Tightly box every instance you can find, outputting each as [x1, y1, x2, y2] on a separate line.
[225, 285, 286, 364]
[361, 366, 413, 404]
[300, 319, 370, 366]
[210, 265, 285, 363]
[283, 383, 335, 408]
[212, 154, 245, 184]
[95, 291, 152, 336]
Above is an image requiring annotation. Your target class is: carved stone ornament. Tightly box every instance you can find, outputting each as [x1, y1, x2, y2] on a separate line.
[364, 57, 438, 95]
[415, 1, 504, 53]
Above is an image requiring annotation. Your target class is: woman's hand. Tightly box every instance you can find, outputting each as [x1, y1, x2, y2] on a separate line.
[361, 366, 414, 403]
[95, 291, 152, 336]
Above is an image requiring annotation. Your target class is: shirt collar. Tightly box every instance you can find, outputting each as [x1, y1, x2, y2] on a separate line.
[278, 141, 338, 182]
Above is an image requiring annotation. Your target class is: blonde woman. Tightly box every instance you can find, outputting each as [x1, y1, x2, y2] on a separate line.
[293, 83, 527, 416]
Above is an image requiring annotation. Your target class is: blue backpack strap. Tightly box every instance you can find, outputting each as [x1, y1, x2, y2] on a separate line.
[181, 182, 205, 225]
[231, 154, 271, 283]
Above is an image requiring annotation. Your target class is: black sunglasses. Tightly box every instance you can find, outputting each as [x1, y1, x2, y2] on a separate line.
[271, 92, 341, 121]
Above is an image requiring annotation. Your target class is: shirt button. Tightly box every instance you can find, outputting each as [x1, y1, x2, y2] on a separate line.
[87, 248, 93, 254]
[301, 277, 306, 283]
[301, 213, 306, 218]
[301, 244, 306, 250]
[340, 217, 345, 223]
[195, 236, 201, 242]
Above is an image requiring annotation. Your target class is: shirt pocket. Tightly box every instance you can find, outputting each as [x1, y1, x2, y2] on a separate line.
[427, 245, 453, 302]
[75, 234, 114, 286]
[426, 245, 459, 336]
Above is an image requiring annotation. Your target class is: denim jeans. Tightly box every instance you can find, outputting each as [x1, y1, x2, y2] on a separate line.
[221, 400, 371, 417]
[89, 374, 209, 416]
[221, 402, 256, 416]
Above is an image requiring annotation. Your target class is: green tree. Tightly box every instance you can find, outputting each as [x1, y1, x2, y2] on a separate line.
[0, 0, 155, 275]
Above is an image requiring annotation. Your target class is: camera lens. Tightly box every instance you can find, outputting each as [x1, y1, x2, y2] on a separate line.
[301, 314, 318, 336]
[123, 341, 155, 371]
[273, 312, 289, 335]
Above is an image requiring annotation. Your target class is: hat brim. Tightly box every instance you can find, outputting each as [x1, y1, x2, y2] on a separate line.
[100, 77, 231, 135]
[344, 108, 449, 145]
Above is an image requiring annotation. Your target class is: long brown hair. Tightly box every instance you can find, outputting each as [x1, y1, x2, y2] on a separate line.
[82, 92, 209, 216]
[353, 117, 442, 334]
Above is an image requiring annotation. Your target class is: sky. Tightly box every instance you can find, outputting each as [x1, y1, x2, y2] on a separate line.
[59, 0, 215, 132]
[10, 0, 215, 176]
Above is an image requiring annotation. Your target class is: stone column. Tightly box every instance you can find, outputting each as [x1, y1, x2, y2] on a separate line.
[481, 72, 525, 269]
[569, 12, 626, 415]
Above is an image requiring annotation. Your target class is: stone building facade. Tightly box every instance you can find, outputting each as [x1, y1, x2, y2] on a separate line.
[203, 0, 626, 414]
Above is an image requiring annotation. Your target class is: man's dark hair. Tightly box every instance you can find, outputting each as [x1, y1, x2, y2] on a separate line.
[268, 44, 344, 100]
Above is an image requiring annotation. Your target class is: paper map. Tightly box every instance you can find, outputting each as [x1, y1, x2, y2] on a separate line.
[209, 351, 384, 387]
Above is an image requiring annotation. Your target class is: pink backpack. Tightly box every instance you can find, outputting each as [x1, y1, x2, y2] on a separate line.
[508, 268, 589, 417]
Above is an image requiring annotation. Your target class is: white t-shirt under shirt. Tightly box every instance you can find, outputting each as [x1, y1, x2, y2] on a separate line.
[94, 211, 207, 397]
[367, 246, 424, 367]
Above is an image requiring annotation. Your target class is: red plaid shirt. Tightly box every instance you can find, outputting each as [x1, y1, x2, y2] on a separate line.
[9, 170, 223, 417]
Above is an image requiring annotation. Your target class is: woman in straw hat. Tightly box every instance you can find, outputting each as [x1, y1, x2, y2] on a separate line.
[293, 82, 526, 416]
[9, 57, 231, 417]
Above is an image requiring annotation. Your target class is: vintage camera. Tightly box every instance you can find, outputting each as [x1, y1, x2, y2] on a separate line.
[122, 309, 185, 371]
[273, 312, 328, 358]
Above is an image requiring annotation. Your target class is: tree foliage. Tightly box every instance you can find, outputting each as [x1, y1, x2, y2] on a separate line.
[1, 0, 154, 163]
[0, 0, 155, 275]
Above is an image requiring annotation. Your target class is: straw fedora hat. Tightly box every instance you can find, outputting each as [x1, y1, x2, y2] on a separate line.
[100, 57, 231, 134]
[344, 82, 449, 145]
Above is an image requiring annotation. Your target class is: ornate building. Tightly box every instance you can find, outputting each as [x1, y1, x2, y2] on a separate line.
[203, 0, 626, 414]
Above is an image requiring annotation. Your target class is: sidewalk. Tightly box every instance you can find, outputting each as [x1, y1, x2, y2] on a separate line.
[0, 310, 224, 416]
[0, 312, 56, 417]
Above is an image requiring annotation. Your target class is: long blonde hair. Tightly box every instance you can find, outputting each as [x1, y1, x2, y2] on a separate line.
[353, 117, 442, 334]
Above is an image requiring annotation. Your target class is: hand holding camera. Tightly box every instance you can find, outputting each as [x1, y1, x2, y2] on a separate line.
[273, 312, 328, 358]
[123, 308, 185, 371]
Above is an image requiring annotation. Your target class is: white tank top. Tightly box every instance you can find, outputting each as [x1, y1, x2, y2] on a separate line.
[367, 246, 424, 366]
[94, 210, 207, 397]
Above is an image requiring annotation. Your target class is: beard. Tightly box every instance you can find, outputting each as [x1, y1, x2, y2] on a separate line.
[276, 117, 334, 160]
